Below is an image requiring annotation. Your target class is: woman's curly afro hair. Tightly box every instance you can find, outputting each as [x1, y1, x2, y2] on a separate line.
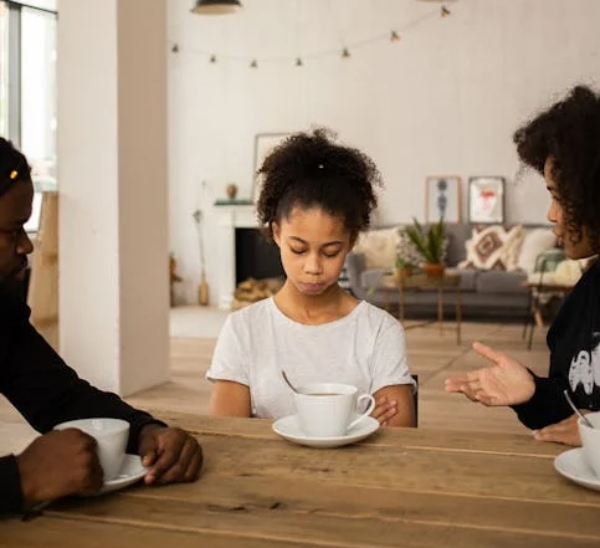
[513, 85, 600, 252]
[256, 128, 382, 241]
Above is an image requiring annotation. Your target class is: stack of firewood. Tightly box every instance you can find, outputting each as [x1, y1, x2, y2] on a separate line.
[231, 277, 284, 310]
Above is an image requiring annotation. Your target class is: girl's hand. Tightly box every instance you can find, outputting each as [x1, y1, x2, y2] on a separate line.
[445, 342, 536, 406]
[371, 396, 398, 426]
[533, 413, 589, 446]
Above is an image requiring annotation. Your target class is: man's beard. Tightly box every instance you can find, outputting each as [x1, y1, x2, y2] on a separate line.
[0, 268, 28, 302]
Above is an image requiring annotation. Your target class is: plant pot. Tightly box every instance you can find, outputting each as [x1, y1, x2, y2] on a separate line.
[395, 266, 414, 282]
[422, 263, 445, 279]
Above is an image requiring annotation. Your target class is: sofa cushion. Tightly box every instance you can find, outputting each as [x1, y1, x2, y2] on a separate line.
[443, 224, 473, 266]
[476, 270, 528, 294]
[447, 268, 478, 292]
[360, 268, 390, 289]
[517, 228, 557, 273]
[460, 225, 524, 271]
[353, 227, 400, 269]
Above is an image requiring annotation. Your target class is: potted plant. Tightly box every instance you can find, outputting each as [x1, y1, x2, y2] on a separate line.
[404, 217, 446, 278]
[396, 229, 420, 281]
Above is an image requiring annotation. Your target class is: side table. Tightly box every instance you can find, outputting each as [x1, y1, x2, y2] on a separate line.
[392, 271, 462, 344]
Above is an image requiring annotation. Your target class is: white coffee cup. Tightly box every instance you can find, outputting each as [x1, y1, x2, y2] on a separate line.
[294, 382, 376, 438]
[54, 418, 130, 481]
[578, 412, 600, 478]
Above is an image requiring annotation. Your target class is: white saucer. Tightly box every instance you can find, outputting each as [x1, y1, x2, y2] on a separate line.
[272, 415, 379, 448]
[554, 448, 600, 492]
[93, 454, 148, 496]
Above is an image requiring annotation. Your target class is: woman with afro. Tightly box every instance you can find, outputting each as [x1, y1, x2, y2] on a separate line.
[446, 85, 600, 446]
[207, 129, 416, 427]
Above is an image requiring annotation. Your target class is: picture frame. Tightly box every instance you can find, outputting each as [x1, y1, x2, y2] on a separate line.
[425, 175, 461, 223]
[467, 176, 505, 224]
[251, 132, 291, 203]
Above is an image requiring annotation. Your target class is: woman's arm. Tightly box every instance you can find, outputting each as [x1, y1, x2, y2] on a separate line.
[373, 384, 416, 427]
[209, 380, 252, 417]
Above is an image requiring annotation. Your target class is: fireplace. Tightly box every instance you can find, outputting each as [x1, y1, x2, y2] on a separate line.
[235, 228, 284, 284]
[213, 204, 284, 309]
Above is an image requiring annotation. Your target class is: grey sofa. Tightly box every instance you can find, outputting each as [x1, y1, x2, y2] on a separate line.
[346, 224, 550, 319]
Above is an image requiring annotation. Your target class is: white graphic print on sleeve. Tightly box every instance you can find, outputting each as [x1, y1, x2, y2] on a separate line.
[569, 335, 600, 395]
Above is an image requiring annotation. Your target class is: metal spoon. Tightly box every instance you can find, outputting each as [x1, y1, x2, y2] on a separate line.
[563, 389, 594, 428]
[281, 370, 300, 394]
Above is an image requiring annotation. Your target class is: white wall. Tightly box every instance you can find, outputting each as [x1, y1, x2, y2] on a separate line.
[167, 0, 600, 305]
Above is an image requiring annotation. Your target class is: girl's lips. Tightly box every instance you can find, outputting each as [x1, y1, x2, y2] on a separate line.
[299, 282, 325, 293]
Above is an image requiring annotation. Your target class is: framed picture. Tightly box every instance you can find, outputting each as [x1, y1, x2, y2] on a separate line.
[252, 132, 291, 202]
[468, 176, 505, 224]
[425, 175, 461, 223]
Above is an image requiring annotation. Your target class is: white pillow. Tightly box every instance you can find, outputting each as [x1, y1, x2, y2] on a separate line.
[517, 228, 557, 273]
[354, 227, 400, 269]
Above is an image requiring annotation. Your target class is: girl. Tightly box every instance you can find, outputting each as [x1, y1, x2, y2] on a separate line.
[207, 129, 416, 427]
[446, 86, 600, 446]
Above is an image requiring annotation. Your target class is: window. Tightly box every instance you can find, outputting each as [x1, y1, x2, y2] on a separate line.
[0, 0, 57, 193]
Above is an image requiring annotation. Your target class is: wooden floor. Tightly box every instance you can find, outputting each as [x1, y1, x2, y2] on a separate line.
[0, 320, 550, 455]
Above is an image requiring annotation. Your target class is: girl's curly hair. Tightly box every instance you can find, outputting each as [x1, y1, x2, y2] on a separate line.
[513, 85, 600, 252]
[256, 128, 382, 241]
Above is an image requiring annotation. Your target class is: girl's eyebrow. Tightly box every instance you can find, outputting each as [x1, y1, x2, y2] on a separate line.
[288, 236, 343, 246]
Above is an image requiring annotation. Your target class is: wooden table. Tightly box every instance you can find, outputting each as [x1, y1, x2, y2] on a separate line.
[3, 414, 600, 547]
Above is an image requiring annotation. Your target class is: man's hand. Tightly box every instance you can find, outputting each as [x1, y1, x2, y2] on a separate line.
[533, 413, 588, 446]
[445, 342, 536, 406]
[138, 425, 203, 485]
[17, 429, 104, 506]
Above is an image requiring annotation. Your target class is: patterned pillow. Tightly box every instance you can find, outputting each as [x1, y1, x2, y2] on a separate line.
[459, 225, 524, 271]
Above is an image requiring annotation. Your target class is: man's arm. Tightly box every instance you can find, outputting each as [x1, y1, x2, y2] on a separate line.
[1, 317, 165, 454]
[0, 455, 23, 514]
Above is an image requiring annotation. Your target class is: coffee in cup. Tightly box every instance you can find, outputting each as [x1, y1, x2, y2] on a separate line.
[54, 417, 130, 481]
[294, 383, 376, 437]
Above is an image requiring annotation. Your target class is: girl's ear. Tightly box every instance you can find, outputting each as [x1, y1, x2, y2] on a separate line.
[272, 221, 282, 246]
[348, 231, 359, 251]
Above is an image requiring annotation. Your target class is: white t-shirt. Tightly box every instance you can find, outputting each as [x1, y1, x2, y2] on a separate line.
[206, 298, 414, 419]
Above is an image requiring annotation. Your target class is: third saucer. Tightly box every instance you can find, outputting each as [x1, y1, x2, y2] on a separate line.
[272, 415, 379, 448]
[554, 447, 600, 492]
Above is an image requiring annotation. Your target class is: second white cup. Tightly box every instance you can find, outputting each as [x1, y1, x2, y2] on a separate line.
[294, 383, 376, 438]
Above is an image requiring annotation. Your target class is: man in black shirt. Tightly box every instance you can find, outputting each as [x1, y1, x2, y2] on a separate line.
[0, 138, 203, 515]
[445, 86, 600, 446]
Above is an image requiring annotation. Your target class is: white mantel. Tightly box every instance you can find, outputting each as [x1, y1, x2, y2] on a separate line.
[214, 204, 259, 309]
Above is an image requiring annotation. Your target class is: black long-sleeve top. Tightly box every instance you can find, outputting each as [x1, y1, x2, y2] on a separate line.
[512, 259, 600, 429]
[0, 292, 165, 514]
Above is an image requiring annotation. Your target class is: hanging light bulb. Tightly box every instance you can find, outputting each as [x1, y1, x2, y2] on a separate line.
[441, 6, 451, 17]
[209, 54, 217, 63]
[250, 59, 258, 68]
[390, 30, 401, 42]
[295, 57, 303, 67]
[191, 0, 242, 15]
[341, 48, 351, 59]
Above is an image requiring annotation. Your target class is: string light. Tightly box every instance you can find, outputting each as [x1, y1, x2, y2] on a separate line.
[175, 4, 455, 69]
